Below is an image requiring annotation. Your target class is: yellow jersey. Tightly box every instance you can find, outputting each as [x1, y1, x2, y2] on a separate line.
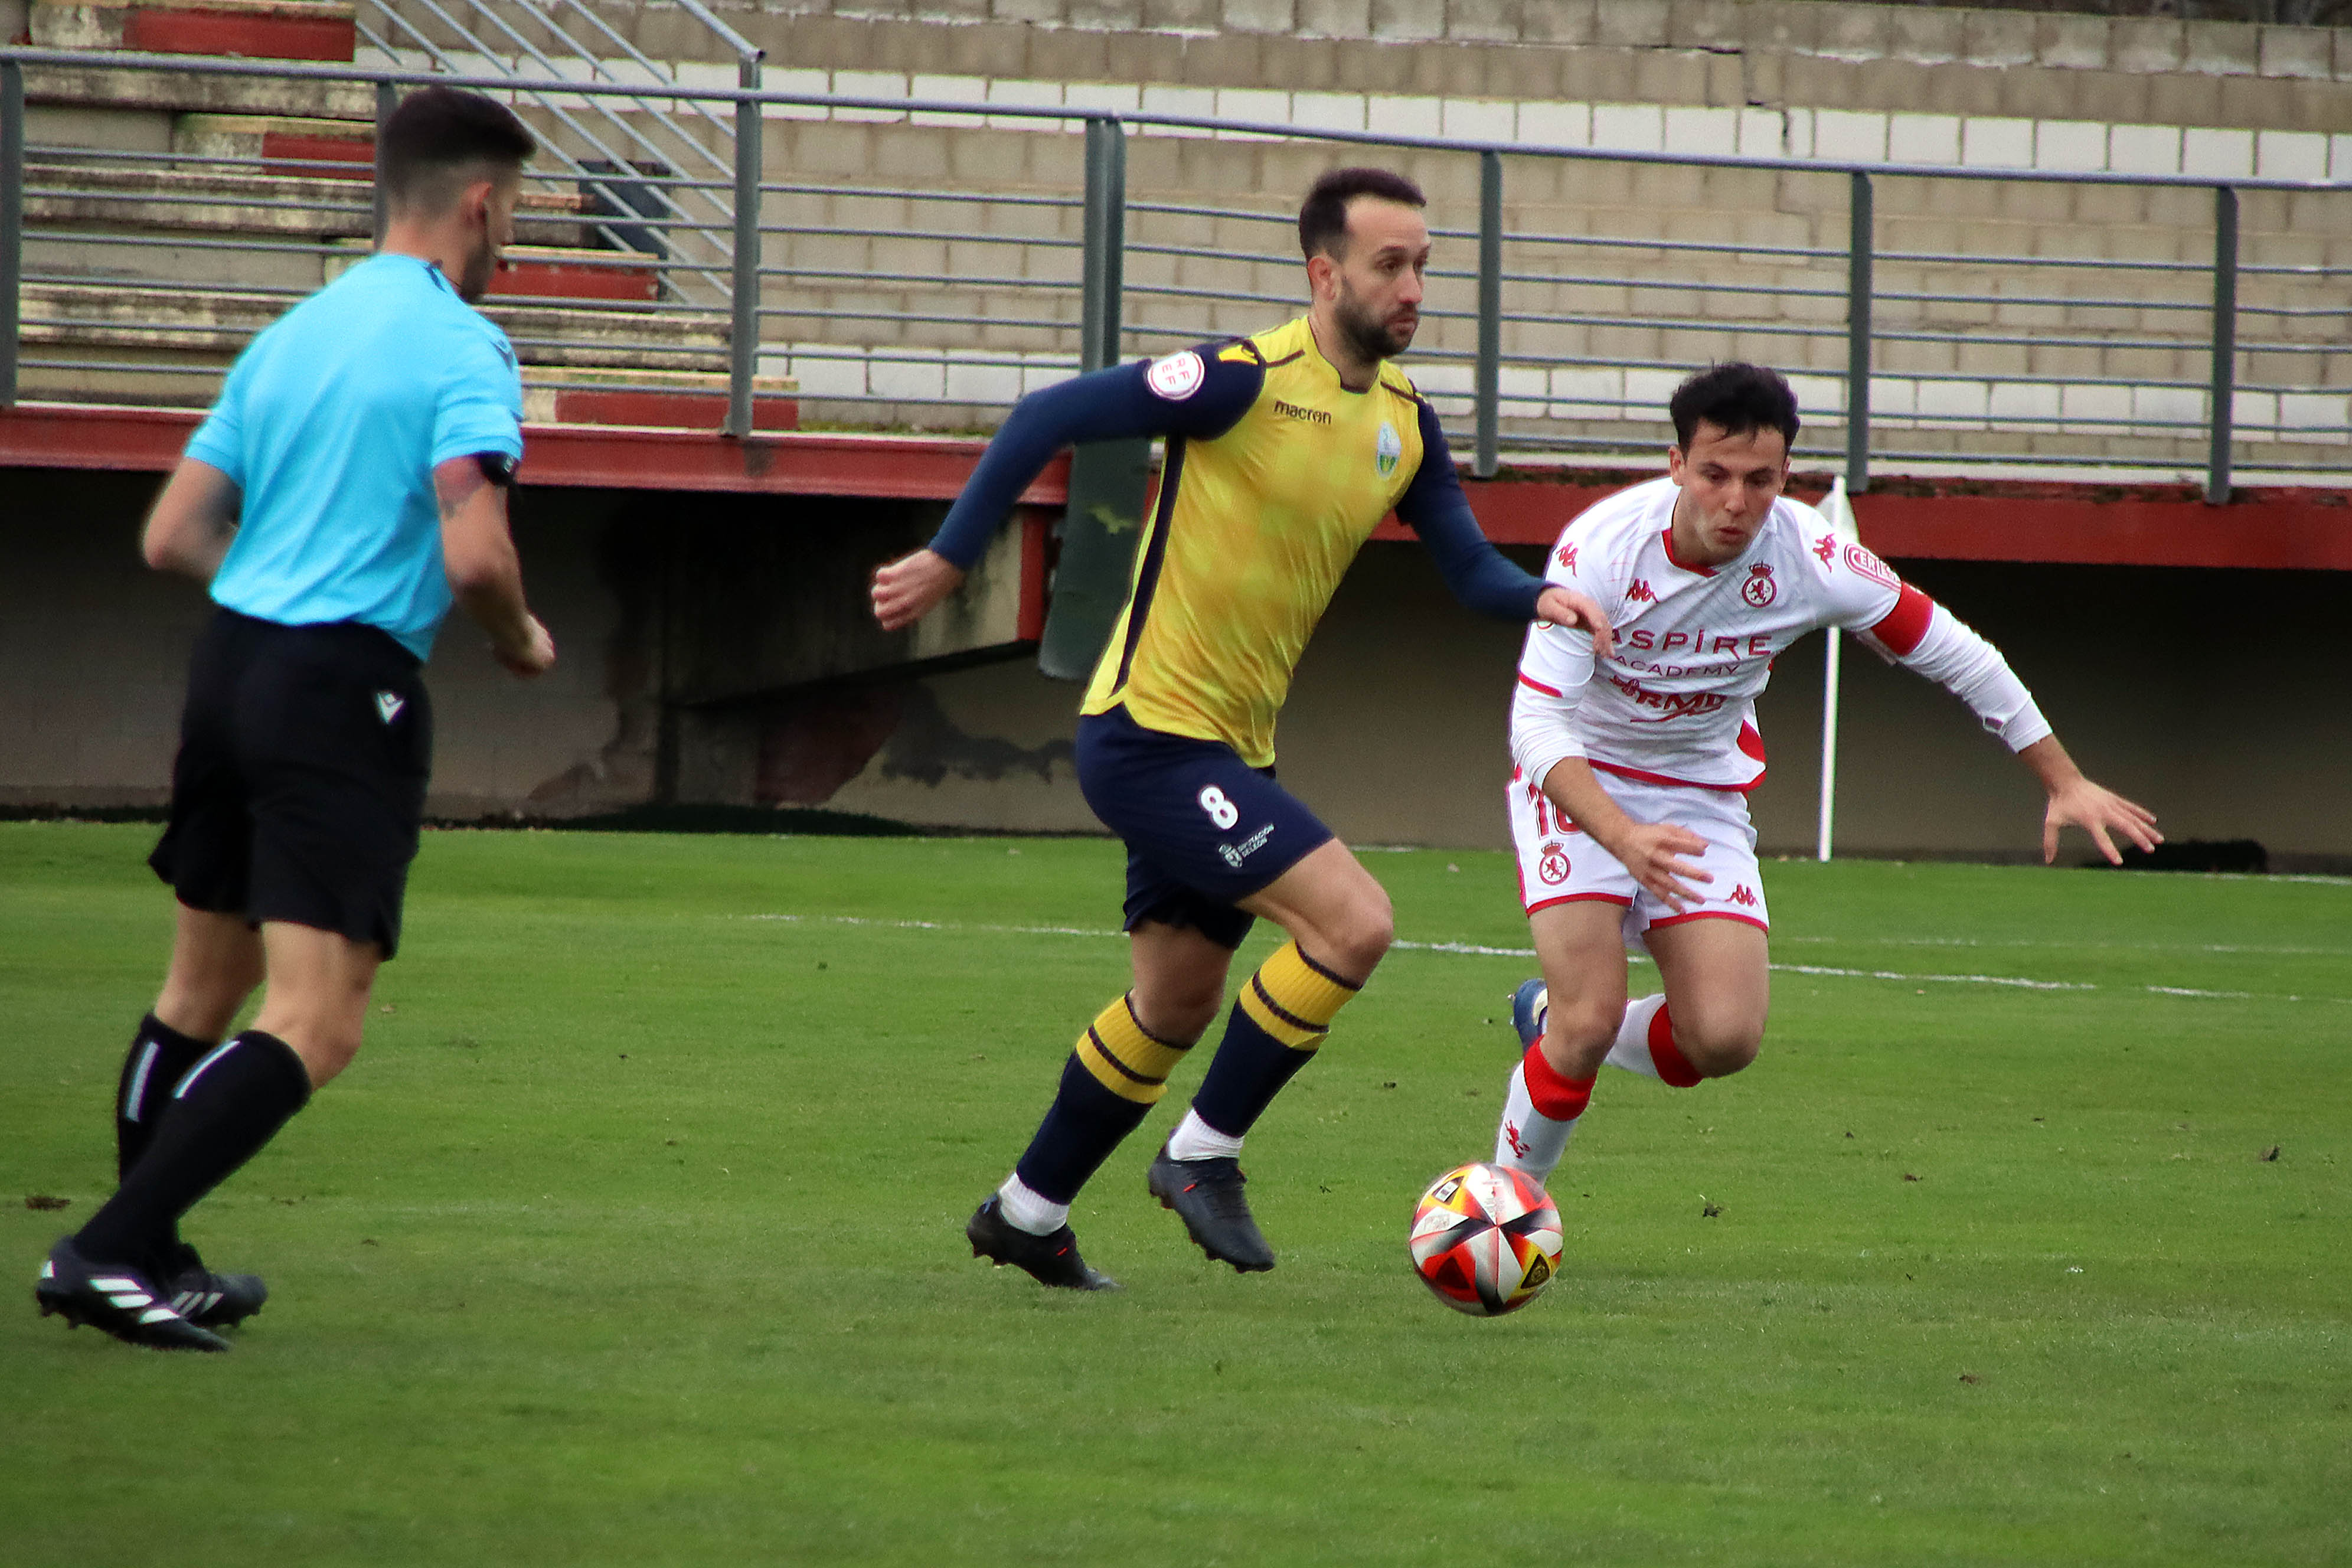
[1079, 316, 1429, 767]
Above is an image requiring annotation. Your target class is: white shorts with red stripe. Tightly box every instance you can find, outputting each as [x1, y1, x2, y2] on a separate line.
[1505, 767, 1769, 944]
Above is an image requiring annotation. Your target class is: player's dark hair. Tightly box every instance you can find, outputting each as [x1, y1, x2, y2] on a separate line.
[1670, 362, 1801, 451]
[378, 86, 536, 213]
[1298, 167, 1427, 259]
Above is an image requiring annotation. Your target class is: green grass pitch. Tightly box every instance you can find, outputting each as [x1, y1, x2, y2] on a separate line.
[2, 821, 2346, 1566]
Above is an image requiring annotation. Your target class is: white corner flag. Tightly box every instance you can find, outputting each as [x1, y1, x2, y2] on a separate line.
[1816, 478, 1861, 863]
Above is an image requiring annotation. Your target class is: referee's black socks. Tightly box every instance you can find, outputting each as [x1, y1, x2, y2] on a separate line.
[76, 1030, 312, 1270]
[115, 1012, 214, 1181]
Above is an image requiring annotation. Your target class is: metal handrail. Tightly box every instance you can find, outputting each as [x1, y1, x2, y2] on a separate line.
[5, 46, 2350, 492]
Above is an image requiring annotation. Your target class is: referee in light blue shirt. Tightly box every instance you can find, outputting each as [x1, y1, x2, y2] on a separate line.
[35, 87, 557, 1351]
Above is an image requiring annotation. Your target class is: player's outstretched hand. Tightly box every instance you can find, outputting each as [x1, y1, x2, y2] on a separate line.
[496, 614, 557, 678]
[1609, 821, 1713, 913]
[1534, 584, 1616, 660]
[873, 548, 966, 631]
[2043, 776, 2161, 866]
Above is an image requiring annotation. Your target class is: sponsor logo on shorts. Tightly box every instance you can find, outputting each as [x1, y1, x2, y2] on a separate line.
[1218, 824, 1275, 868]
[1729, 884, 1759, 907]
[1145, 349, 1206, 400]
[374, 691, 406, 724]
[1537, 841, 1571, 886]
[1272, 397, 1331, 425]
[1374, 420, 1402, 477]
[1740, 563, 1778, 607]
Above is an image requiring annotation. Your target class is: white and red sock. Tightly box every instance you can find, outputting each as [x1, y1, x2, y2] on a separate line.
[1603, 995, 1703, 1086]
[1494, 1044, 1595, 1185]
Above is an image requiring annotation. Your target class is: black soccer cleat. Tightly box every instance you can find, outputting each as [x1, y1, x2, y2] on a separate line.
[162, 1241, 267, 1330]
[966, 1197, 1121, 1292]
[35, 1237, 230, 1353]
[1510, 978, 1549, 1050]
[1147, 1146, 1276, 1273]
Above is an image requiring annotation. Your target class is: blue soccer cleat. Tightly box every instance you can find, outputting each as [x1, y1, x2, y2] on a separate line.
[1510, 978, 1549, 1048]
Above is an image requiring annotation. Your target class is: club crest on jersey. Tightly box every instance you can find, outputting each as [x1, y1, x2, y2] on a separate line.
[1374, 420, 1402, 477]
[1740, 563, 1778, 607]
[1145, 349, 1206, 400]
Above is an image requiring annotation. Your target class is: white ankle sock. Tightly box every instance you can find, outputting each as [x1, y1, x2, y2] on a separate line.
[1164, 1106, 1244, 1162]
[996, 1174, 1069, 1236]
[1604, 994, 1671, 1078]
[1494, 1060, 1579, 1185]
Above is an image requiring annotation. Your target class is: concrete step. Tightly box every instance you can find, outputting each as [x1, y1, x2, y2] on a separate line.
[28, 0, 356, 62]
[21, 281, 732, 375]
[22, 59, 375, 118]
[520, 367, 799, 430]
[23, 158, 593, 241]
[174, 112, 373, 179]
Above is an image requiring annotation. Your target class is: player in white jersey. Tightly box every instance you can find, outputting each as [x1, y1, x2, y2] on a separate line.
[1489, 362, 2160, 1184]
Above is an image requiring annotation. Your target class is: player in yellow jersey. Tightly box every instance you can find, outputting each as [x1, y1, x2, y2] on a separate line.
[873, 169, 1610, 1289]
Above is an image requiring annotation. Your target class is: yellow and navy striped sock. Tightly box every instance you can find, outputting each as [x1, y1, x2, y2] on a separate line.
[1013, 994, 1194, 1204]
[1190, 941, 1361, 1138]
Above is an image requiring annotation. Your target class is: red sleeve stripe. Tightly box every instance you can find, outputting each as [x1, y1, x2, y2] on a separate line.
[1868, 583, 1936, 657]
[1517, 672, 1563, 697]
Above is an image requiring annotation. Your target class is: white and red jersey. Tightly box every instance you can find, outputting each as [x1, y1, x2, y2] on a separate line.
[1513, 476, 2052, 796]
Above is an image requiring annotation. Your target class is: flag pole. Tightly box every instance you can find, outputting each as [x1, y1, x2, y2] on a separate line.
[1817, 477, 1859, 863]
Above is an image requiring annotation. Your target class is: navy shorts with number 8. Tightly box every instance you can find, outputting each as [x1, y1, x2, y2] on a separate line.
[1074, 704, 1334, 950]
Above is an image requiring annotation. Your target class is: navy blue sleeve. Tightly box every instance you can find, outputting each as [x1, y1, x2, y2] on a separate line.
[1393, 400, 1545, 621]
[927, 347, 1263, 570]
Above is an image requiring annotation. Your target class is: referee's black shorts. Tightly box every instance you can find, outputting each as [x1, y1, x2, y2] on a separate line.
[149, 607, 432, 958]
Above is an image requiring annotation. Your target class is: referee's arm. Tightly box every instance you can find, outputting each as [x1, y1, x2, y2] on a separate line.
[141, 460, 240, 583]
[437, 455, 555, 677]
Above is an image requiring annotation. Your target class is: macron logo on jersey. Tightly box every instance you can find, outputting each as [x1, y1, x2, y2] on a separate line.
[374, 691, 405, 724]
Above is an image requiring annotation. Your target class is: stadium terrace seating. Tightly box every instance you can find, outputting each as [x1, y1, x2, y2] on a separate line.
[11, 0, 798, 427]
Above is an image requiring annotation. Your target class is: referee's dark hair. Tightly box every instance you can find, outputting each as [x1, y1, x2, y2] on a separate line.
[1298, 168, 1427, 260]
[379, 86, 537, 214]
[1670, 362, 1802, 451]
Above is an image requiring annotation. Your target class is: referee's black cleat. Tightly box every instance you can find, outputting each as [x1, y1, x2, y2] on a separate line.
[162, 1241, 267, 1331]
[35, 1237, 230, 1352]
[1148, 1146, 1276, 1273]
[966, 1197, 1121, 1292]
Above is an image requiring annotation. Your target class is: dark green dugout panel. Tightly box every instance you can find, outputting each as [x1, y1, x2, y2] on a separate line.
[1035, 436, 1153, 681]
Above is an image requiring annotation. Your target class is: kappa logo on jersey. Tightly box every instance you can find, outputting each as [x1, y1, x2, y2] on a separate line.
[1374, 421, 1402, 477]
[1625, 579, 1657, 603]
[1812, 533, 1837, 567]
[1557, 543, 1578, 570]
[373, 691, 405, 724]
[1843, 542, 1901, 590]
[1537, 842, 1571, 886]
[1145, 349, 1206, 400]
[1728, 884, 1759, 907]
[1740, 563, 1778, 607]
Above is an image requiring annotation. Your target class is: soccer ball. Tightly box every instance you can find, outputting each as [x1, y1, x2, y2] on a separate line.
[1409, 1162, 1563, 1317]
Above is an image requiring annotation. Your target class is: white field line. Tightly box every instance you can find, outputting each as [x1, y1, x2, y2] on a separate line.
[735, 914, 2346, 1004]
[1775, 933, 2352, 959]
